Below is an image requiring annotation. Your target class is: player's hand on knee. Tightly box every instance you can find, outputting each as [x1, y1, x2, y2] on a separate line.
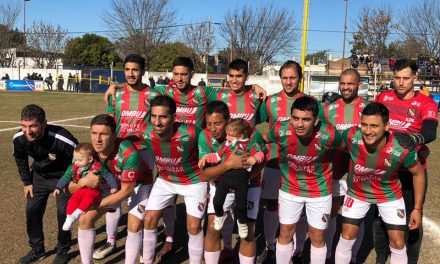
[24, 185, 33, 198]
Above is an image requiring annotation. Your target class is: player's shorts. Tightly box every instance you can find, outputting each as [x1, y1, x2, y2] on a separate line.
[260, 167, 282, 200]
[207, 184, 261, 220]
[278, 190, 332, 230]
[342, 196, 406, 226]
[332, 178, 347, 197]
[146, 177, 208, 219]
[128, 184, 153, 220]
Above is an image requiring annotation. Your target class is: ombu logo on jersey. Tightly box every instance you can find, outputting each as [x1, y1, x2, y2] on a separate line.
[155, 156, 184, 173]
[352, 164, 386, 183]
[286, 154, 318, 173]
[176, 106, 197, 124]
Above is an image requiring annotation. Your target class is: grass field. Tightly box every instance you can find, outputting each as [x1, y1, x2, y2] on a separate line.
[0, 91, 439, 263]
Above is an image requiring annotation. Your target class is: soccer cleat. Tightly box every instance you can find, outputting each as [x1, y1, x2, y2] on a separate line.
[62, 217, 74, 231]
[256, 247, 276, 264]
[92, 242, 115, 260]
[52, 252, 68, 264]
[237, 220, 248, 238]
[213, 214, 228, 230]
[17, 249, 46, 264]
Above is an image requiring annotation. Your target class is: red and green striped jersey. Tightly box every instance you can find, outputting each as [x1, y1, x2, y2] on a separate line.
[342, 127, 419, 203]
[198, 128, 267, 188]
[324, 97, 368, 179]
[217, 85, 263, 127]
[106, 85, 160, 149]
[153, 85, 220, 127]
[143, 123, 202, 185]
[266, 121, 342, 197]
[103, 139, 150, 185]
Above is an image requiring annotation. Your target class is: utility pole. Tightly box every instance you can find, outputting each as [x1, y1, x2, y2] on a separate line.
[206, 17, 211, 76]
[300, 0, 310, 92]
[341, 0, 348, 71]
[23, 0, 30, 68]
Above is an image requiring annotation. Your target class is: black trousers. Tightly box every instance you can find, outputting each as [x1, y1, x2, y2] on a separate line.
[213, 169, 249, 224]
[26, 172, 71, 253]
[373, 170, 427, 264]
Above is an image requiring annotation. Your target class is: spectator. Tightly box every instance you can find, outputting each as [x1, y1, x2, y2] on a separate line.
[164, 76, 170, 85]
[389, 57, 396, 71]
[198, 78, 207, 86]
[1, 73, 9, 80]
[350, 54, 359, 69]
[149, 76, 156, 87]
[75, 74, 80, 92]
[44, 74, 54, 91]
[359, 55, 365, 65]
[322, 91, 341, 104]
[67, 73, 74, 91]
[37, 74, 43, 81]
[57, 74, 64, 91]
[157, 76, 164, 84]
[24, 73, 31, 80]
[420, 84, 430, 97]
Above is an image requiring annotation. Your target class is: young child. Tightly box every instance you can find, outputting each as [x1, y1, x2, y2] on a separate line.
[198, 118, 264, 238]
[53, 143, 118, 231]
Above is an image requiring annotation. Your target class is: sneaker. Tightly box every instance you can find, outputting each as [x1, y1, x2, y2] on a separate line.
[17, 249, 46, 264]
[219, 248, 233, 263]
[139, 255, 143, 263]
[256, 247, 275, 264]
[214, 215, 227, 230]
[92, 242, 115, 260]
[156, 241, 173, 261]
[237, 220, 248, 238]
[52, 252, 68, 264]
[62, 217, 73, 231]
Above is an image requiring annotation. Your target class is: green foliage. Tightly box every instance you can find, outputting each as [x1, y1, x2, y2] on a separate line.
[63, 34, 121, 67]
[149, 42, 207, 72]
[305, 50, 328, 64]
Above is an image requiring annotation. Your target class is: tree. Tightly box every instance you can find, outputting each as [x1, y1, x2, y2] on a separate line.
[219, 3, 297, 75]
[351, 6, 394, 56]
[63, 34, 120, 67]
[26, 21, 68, 68]
[101, 0, 176, 69]
[397, 0, 440, 58]
[149, 42, 205, 72]
[305, 50, 329, 65]
[181, 20, 214, 66]
[0, 1, 22, 67]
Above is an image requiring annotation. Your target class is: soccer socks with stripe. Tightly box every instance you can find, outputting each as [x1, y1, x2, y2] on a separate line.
[125, 230, 142, 264]
[324, 216, 337, 258]
[188, 231, 204, 264]
[78, 228, 95, 264]
[221, 213, 234, 250]
[162, 206, 176, 242]
[390, 246, 407, 264]
[311, 244, 327, 264]
[204, 250, 221, 264]
[238, 252, 255, 264]
[142, 229, 157, 264]
[335, 236, 356, 264]
[276, 241, 293, 264]
[106, 205, 121, 245]
[263, 209, 279, 250]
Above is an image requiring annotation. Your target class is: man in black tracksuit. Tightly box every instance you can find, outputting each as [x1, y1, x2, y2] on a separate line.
[13, 104, 78, 264]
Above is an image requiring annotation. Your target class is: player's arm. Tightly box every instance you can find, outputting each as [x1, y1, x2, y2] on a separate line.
[103, 83, 126, 103]
[12, 139, 32, 186]
[201, 149, 251, 181]
[100, 181, 135, 207]
[408, 161, 425, 230]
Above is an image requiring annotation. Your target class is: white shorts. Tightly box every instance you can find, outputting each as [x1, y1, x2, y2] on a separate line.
[260, 167, 282, 200]
[207, 184, 261, 220]
[128, 184, 153, 220]
[332, 179, 347, 197]
[146, 177, 208, 219]
[278, 190, 332, 230]
[342, 196, 406, 226]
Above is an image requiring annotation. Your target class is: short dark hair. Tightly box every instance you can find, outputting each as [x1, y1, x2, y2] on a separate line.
[125, 54, 146, 71]
[227, 118, 253, 138]
[340, 68, 361, 83]
[90, 114, 116, 134]
[206, 101, 230, 120]
[279, 60, 303, 81]
[21, 104, 46, 123]
[291, 96, 319, 117]
[150, 95, 176, 115]
[75, 142, 95, 156]
[173, 57, 194, 72]
[229, 59, 248, 75]
[393, 58, 418, 75]
[362, 102, 389, 124]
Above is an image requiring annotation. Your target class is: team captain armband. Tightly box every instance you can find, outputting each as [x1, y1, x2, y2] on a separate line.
[119, 170, 141, 183]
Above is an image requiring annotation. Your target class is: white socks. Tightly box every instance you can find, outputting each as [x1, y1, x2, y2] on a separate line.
[311, 244, 327, 264]
[238, 252, 255, 264]
[188, 231, 204, 264]
[390, 246, 407, 264]
[263, 209, 279, 250]
[276, 241, 293, 264]
[335, 236, 356, 264]
[106, 206, 121, 245]
[204, 250, 221, 264]
[142, 229, 157, 264]
[78, 228, 96, 264]
[125, 230, 142, 264]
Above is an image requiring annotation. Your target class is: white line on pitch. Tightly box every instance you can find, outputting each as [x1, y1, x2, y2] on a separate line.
[424, 216, 440, 244]
[0, 121, 21, 123]
[61, 125, 90, 129]
[0, 116, 95, 132]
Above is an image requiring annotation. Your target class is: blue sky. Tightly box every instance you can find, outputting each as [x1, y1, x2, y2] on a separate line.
[16, 0, 415, 62]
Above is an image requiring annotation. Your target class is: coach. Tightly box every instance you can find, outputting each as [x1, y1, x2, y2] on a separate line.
[13, 104, 78, 264]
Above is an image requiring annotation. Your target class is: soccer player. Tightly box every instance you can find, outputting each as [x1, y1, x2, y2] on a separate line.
[13, 104, 78, 264]
[73, 114, 144, 264]
[334, 102, 425, 264]
[374, 58, 438, 263]
[265, 96, 342, 264]
[142, 95, 207, 264]
[200, 101, 267, 264]
[323, 68, 368, 262]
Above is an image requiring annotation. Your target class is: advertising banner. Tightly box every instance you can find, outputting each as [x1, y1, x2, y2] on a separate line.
[5, 80, 43, 92]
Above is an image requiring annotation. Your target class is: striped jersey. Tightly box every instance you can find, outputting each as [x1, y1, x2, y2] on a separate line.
[103, 139, 149, 185]
[342, 127, 419, 203]
[266, 121, 342, 197]
[198, 129, 267, 188]
[324, 97, 368, 179]
[154, 85, 220, 127]
[375, 90, 438, 167]
[143, 123, 202, 185]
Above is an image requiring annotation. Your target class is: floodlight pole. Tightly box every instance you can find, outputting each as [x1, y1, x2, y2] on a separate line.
[23, 0, 30, 68]
[300, 0, 310, 93]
